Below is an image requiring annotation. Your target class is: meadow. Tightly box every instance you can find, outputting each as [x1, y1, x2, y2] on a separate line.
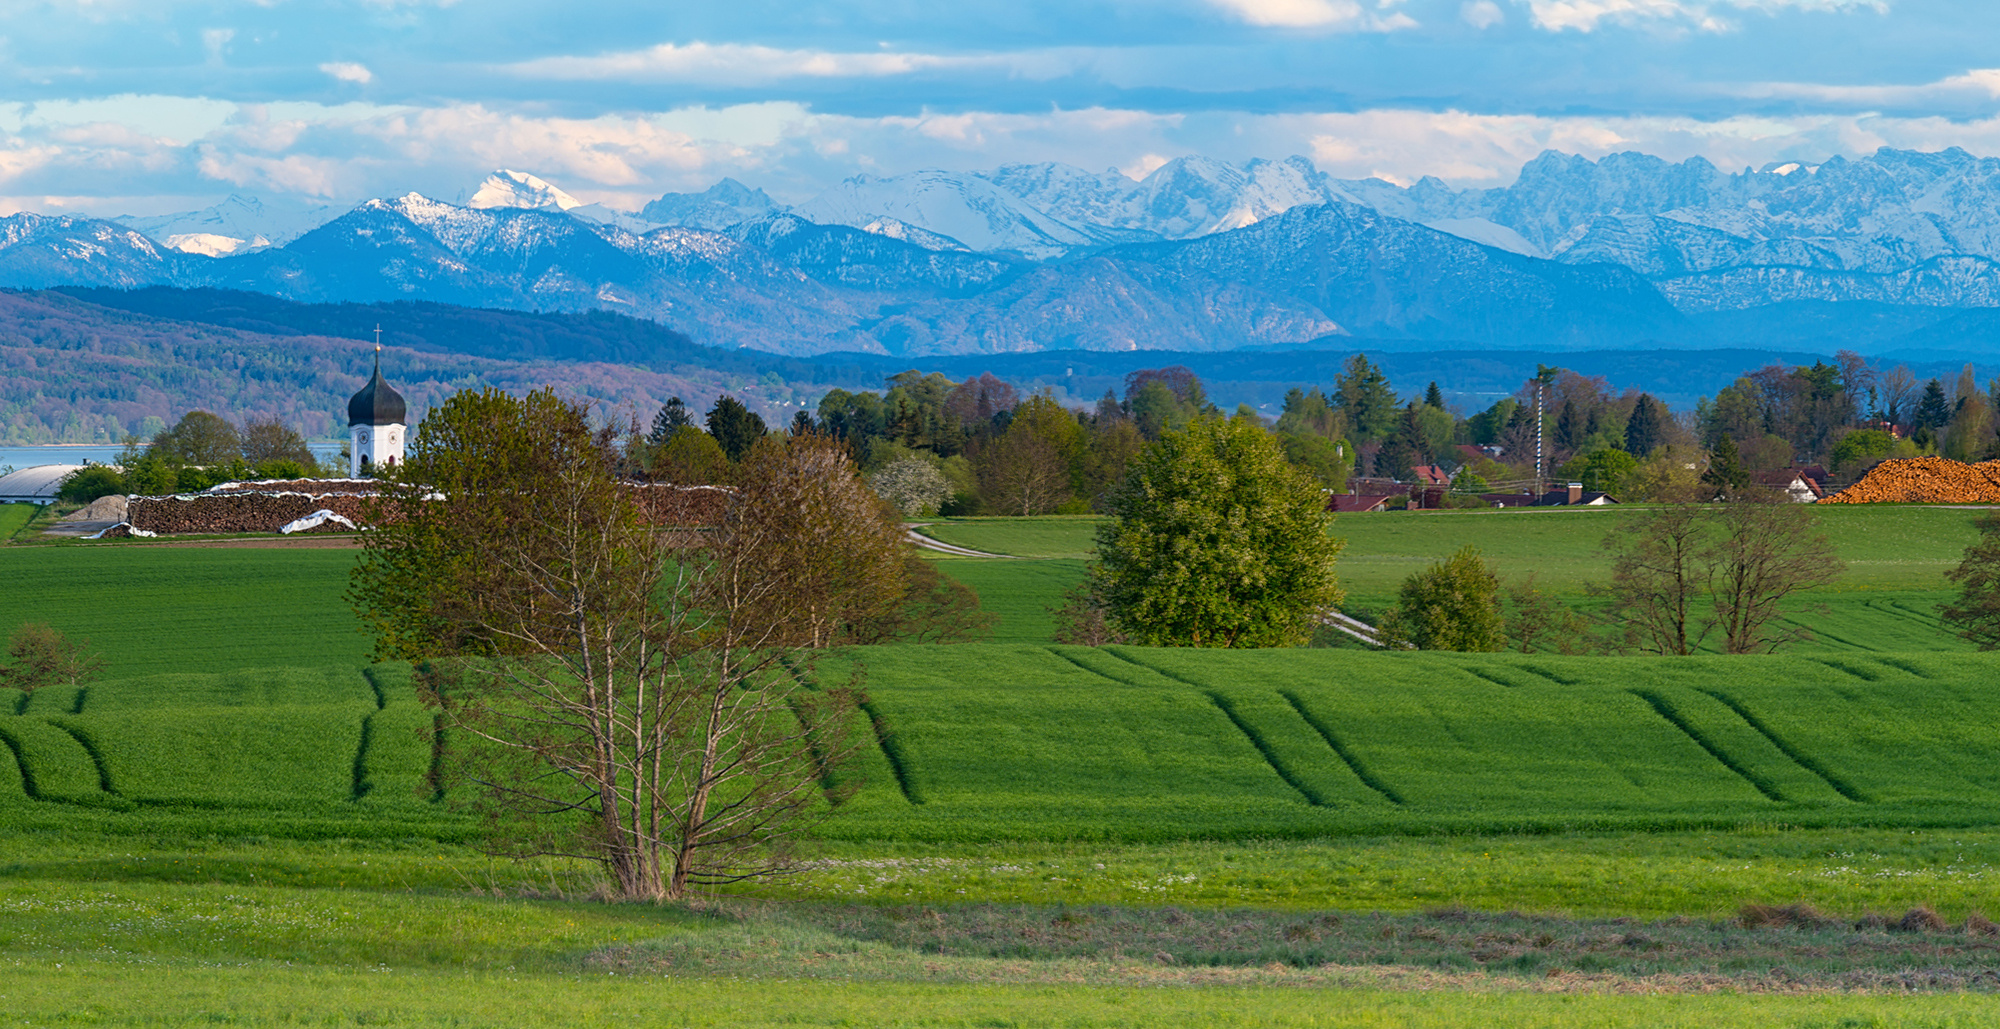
[5, 514, 2000, 1022]
[920, 505, 1990, 647]
[9, 646, 2000, 849]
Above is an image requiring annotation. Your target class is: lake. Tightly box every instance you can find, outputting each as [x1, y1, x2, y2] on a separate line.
[0, 442, 345, 470]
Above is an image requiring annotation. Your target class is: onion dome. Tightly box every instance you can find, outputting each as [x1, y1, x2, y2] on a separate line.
[347, 347, 407, 426]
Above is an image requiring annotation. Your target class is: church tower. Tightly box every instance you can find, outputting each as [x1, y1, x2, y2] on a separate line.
[347, 346, 407, 477]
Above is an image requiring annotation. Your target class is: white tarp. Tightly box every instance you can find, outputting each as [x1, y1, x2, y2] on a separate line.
[279, 509, 358, 534]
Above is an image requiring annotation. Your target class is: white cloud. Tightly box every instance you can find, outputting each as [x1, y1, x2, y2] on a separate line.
[1735, 68, 2000, 107]
[1521, 0, 1884, 33]
[503, 42, 1079, 87]
[1462, 0, 1506, 27]
[319, 62, 373, 85]
[200, 27, 233, 64]
[1205, 0, 1417, 29]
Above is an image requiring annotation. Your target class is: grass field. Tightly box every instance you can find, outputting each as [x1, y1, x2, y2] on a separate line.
[8, 520, 2000, 1019]
[0, 502, 41, 541]
[0, 545, 370, 678]
[923, 507, 1990, 647]
[10, 647, 2000, 848]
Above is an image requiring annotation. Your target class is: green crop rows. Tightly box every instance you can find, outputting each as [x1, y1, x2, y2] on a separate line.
[804, 644, 2000, 843]
[0, 663, 462, 840]
[13, 647, 1991, 846]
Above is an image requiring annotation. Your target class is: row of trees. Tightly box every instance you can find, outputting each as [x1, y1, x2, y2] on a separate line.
[60, 410, 328, 503]
[641, 369, 1237, 517]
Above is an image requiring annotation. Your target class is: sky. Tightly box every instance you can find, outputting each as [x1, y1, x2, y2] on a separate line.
[4, 0, 2000, 217]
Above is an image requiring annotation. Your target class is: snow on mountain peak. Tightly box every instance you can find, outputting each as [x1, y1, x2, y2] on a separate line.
[470, 170, 582, 212]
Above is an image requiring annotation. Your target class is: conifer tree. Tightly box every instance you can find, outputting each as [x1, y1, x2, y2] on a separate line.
[1700, 433, 1752, 495]
[1624, 394, 1669, 457]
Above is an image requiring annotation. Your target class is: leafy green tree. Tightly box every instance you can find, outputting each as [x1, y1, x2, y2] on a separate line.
[1700, 434, 1751, 494]
[1624, 394, 1670, 457]
[1375, 403, 1432, 480]
[150, 411, 240, 466]
[240, 418, 314, 467]
[1560, 447, 1638, 496]
[1830, 428, 1896, 476]
[650, 425, 733, 485]
[1464, 398, 1518, 446]
[1450, 466, 1491, 494]
[705, 395, 767, 461]
[1274, 387, 1345, 440]
[1278, 432, 1352, 491]
[1334, 354, 1399, 443]
[1941, 513, 2000, 649]
[56, 466, 127, 504]
[1091, 416, 1345, 647]
[977, 395, 1085, 515]
[1377, 546, 1504, 652]
[1128, 380, 1194, 440]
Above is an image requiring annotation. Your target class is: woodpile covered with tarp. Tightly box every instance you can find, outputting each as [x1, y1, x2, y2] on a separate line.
[120, 480, 733, 536]
[1819, 457, 2000, 504]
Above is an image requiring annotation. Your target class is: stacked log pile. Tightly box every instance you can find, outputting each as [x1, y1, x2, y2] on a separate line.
[1819, 457, 2000, 504]
[128, 487, 377, 535]
[122, 479, 735, 535]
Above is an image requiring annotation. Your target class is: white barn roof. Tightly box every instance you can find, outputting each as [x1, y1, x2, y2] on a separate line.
[0, 464, 84, 503]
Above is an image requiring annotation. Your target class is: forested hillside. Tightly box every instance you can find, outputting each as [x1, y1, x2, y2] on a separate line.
[0, 289, 873, 444]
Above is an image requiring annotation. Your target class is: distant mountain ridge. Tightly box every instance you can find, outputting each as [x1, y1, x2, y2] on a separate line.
[19, 146, 2000, 358]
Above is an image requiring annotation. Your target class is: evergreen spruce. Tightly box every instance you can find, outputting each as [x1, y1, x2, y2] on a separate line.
[1625, 394, 1668, 457]
[1700, 433, 1752, 494]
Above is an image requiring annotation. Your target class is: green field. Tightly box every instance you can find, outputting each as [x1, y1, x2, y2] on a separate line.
[9, 646, 2000, 847]
[8, 522, 2000, 1019]
[7, 654, 2000, 1021]
[0, 545, 369, 678]
[0, 502, 42, 541]
[923, 507, 1989, 647]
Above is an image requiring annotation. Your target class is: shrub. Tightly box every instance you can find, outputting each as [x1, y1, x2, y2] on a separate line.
[56, 466, 127, 504]
[1378, 546, 1504, 652]
[1, 622, 103, 693]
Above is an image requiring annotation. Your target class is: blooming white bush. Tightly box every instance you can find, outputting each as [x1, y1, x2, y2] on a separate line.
[869, 458, 955, 516]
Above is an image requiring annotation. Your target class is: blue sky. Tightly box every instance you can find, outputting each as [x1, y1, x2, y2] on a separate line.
[3, 0, 1998, 215]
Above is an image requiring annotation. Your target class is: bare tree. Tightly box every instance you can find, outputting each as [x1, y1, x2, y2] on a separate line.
[1705, 496, 1844, 653]
[1503, 575, 1592, 654]
[1601, 504, 1712, 655]
[976, 396, 1081, 515]
[1877, 364, 1917, 428]
[353, 389, 876, 901]
[1601, 498, 1844, 656]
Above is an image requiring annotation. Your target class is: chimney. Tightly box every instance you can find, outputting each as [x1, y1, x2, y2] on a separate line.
[1568, 482, 1583, 505]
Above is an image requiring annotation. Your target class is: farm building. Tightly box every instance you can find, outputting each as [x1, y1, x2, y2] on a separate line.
[1754, 469, 1825, 502]
[1328, 494, 1394, 513]
[0, 464, 84, 504]
[1481, 484, 1618, 508]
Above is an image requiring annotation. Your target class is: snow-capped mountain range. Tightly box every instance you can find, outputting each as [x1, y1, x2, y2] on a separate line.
[10, 146, 2000, 357]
